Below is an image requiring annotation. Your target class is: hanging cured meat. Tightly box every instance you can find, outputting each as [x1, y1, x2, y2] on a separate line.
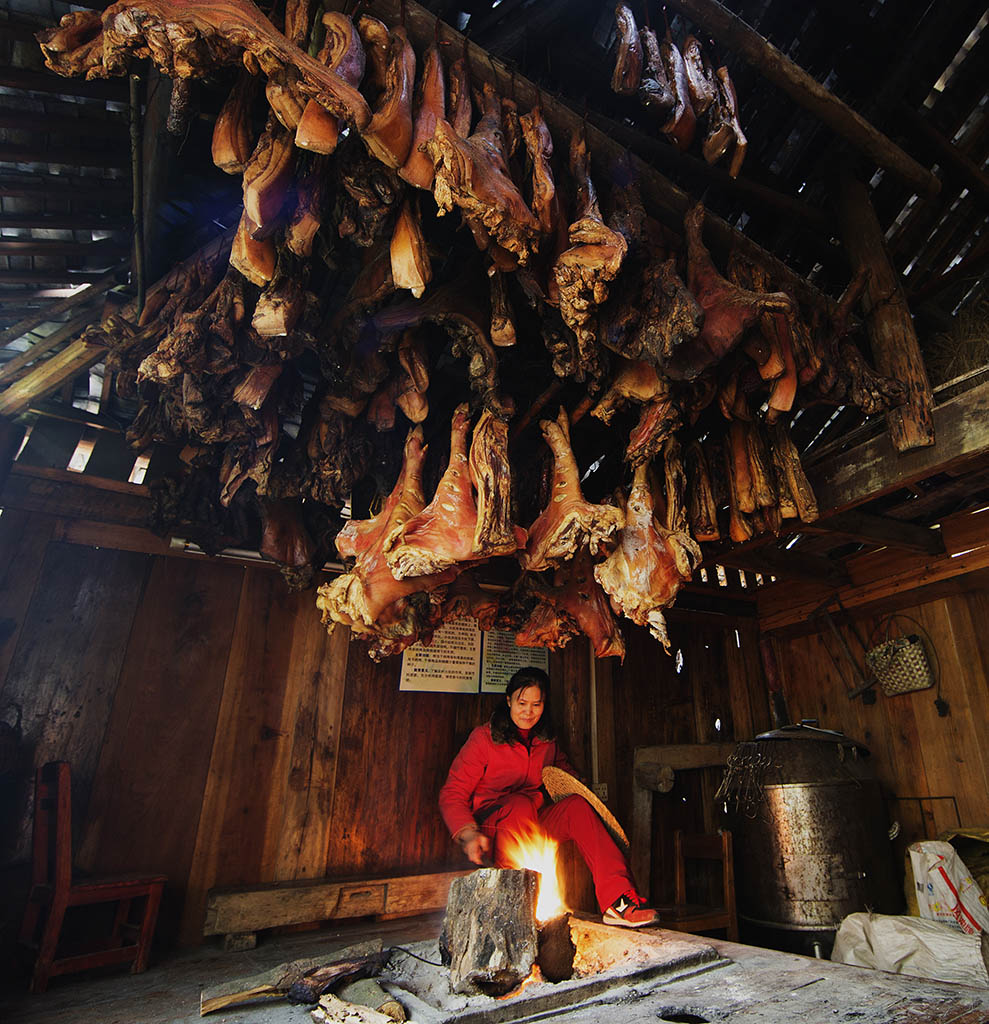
[594, 459, 701, 653]
[468, 409, 528, 559]
[522, 408, 624, 572]
[360, 23, 415, 168]
[390, 198, 432, 299]
[385, 403, 478, 578]
[611, 4, 643, 96]
[638, 27, 674, 120]
[426, 83, 542, 265]
[398, 39, 445, 189]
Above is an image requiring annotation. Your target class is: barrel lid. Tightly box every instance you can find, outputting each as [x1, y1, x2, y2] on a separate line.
[754, 720, 867, 751]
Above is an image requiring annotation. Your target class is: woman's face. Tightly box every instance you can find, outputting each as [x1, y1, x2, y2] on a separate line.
[507, 685, 545, 731]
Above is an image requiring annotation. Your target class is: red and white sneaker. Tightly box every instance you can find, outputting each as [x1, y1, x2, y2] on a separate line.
[603, 891, 659, 928]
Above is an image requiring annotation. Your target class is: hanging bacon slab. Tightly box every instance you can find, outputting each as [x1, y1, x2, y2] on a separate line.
[660, 37, 696, 152]
[553, 126, 628, 383]
[37, 1, 371, 129]
[611, 4, 643, 96]
[665, 204, 791, 380]
[389, 197, 432, 298]
[519, 106, 557, 238]
[230, 210, 275, 286]
[685, 439, 720, 542]
[446, 55, 473, 139]
[360, 23, 415, 169]
[385, 403, 478, 578]
[399, 39, 445, 189]
[243, 118, 295, 231]
[425, 83, 541, 266]
[212, 70, 258, 174]
[594, 460, 701, 653]
[521, 408, 624, 572]
[296, 12, 366, 154]
[682, 36, 717, 116]
[638, 27, 674, 120]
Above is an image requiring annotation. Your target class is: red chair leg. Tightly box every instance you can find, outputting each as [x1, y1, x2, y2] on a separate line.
[112, 898, 133, 944]
[131, 886, 163, 974]
[30, 896, 68, 994]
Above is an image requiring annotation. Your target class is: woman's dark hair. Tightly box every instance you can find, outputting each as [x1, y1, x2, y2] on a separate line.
[490, 667, 556, 745]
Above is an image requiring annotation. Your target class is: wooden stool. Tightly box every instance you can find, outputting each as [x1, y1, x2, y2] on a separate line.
[655, 829, 738, 941]
[19, 761, 167, 992]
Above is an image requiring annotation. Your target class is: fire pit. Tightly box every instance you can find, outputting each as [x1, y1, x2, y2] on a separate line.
[377, 859, 730, 1024]
[379, 915, 729, 1024]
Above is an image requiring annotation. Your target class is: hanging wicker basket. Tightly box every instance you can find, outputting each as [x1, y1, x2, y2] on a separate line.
[865, 617, 937, 697]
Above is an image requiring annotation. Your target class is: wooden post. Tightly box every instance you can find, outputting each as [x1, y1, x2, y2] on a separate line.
[837, 174, 935, 452]
[662, 0, 940, 198]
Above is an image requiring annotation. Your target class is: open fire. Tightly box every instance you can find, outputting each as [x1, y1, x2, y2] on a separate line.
[500, 825, 567, 923]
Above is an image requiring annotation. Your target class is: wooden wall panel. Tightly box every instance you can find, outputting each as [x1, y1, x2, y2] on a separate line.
[0, 540, 148, 864]
[770, 585, 989, 875]
[76, 557, 244, 941]
[178, 572, 340, 943]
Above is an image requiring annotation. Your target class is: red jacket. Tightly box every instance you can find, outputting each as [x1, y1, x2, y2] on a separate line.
[439, 722, 574, 837]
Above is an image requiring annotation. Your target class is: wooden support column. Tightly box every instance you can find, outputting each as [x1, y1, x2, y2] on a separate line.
[662, 0, 940, 198]
[837, 174, 935, 452]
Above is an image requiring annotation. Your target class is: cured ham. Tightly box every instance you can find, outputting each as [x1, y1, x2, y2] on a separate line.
[212, 71, 257, 174]
[666, 204, 791, 380]
[295, 11, 366, 154]
[317, 426, 457, 633]
[385, 403, 478, 579]
[37, 0, 371, 129]
[522, 408, 624, 572]
[489, 272, 516, 348]
[553, 126, 628, 382]
[625, 394, 682, 466]
[426, 83, 541, 266]
[661, 38, 696, 152]
[390, 197, 432, 299]
[519, 105, 557, 238]
[360, 23, 415, 168]
[469, 409, 528, 558]
[638, 27, 674, 120]
[591, 358, 668, 425]
[594, 460, 701, 653]
[243, 118, 295, 231]
[399, 39, 445, 189]
[611, 4, 642, 96]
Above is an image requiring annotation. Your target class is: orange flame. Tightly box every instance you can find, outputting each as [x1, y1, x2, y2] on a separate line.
[500, 824, 567, 923]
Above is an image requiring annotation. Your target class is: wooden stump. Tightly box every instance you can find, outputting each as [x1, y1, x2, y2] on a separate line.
[440, 868, 539, 996]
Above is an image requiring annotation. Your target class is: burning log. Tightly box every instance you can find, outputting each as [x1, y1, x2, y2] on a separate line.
[440, 868, 539, 996]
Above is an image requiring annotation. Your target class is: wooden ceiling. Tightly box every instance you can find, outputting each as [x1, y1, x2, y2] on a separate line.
[0, 0, 987, 606]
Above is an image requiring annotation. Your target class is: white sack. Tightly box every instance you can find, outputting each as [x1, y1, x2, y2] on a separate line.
[909, 839, 989, 933]
[832, 912, 989, 988]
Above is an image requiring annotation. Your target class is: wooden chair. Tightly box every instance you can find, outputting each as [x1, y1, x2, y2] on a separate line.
[655, 829, 738, 941]
[18, 761, 167, 992]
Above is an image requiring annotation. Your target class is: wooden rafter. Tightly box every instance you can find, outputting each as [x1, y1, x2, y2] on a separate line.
[0, 336, 106, 417]
[808, 510, 945, 556]
[808, 378, 989, 514]
[0, 308, 103, 387]
[711, 547, 850, 588]
[662, 0, 940, 197]
[0, 213, 131, 231]
[0, 67, 125, 100]
[0, 145, 129, 169]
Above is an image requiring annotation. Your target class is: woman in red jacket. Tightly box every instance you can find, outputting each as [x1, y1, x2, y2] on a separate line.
[439, 667, 657, 928]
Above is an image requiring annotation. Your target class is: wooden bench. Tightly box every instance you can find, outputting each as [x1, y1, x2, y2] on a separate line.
[204, 870, 470, 949]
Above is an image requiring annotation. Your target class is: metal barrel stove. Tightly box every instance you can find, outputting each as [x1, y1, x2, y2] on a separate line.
[720, 721, 902, 956]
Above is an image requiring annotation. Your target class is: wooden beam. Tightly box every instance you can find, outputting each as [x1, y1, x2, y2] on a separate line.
[897, 103, 989, 200]
[357, 0, 840, 316]
[908, 233, 989, 305]
[0, 112, 129, 140]
[586, 110, 835, 241]
[0, 463, 150, 524]
[0, 239, 128, 256]
[0, 213, 131, 230]
[0, 144, 129, 169]
[0, 308, 102, 386]
[712, 547, 850, 587]
[0, 179, 132, 204]
[0, 271, 121, 286]
[808, 378, 989, 513]
[0, 264, 124, 348]
[202, 871, 470, 937]
[810, 510, 945, 555]
[758, 506, 989, 631]
[0, 67, 126, 101]
[837, 173, 935, 452]
[662, 0, 940, 198]
[0, 337, 105, 417]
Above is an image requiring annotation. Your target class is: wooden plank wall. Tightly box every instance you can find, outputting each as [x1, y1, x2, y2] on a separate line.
[0, 496, 770, 948]
[764, 580, 989, 884]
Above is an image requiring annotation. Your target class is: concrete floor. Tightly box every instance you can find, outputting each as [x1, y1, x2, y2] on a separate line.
[4, 913, 989, 1024]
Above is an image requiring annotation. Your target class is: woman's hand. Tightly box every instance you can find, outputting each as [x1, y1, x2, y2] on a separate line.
[457, 826, 491, 866]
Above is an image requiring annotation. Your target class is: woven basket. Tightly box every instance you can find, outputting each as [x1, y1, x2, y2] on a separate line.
[865, 634, 935, 696]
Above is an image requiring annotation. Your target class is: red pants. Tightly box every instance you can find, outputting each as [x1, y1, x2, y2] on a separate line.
[480, 792, 636, 912]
